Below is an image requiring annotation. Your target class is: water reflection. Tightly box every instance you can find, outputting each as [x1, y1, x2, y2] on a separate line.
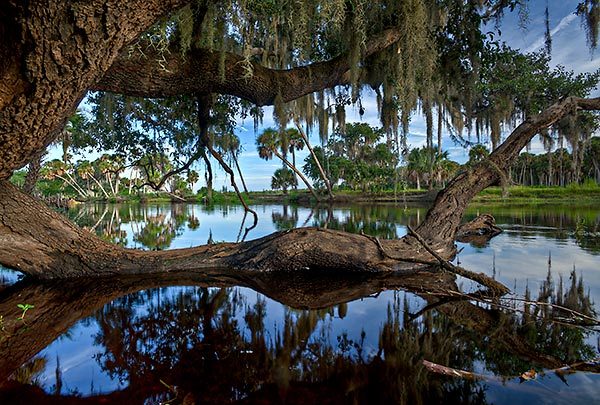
[60, 202, 600, 255]
[0, 265, 598, 403]
[64, 202, 430, 251]
[1, 202, 599, 403]
[463, 205, 600, 254]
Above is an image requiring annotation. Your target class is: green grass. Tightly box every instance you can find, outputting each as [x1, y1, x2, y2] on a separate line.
[474, 183, 600, 203]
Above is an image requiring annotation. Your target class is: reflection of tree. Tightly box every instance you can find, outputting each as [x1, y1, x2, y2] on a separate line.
[271, 205, 299, 231]
[0, 269, 598, 403]
[133, 216, 180, 250]
[307, 205, 425, 239]
[88, 271, 599, 403]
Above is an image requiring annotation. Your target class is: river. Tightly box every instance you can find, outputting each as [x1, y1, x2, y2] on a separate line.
[0, 201, 599, 404]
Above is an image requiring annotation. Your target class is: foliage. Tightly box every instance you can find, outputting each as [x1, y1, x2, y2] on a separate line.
[270, 168, 297, 194]
[405, 146, 458, 190]
[9, 170, 26, 188]
[510, 139, 600, 186]
[21, 2, 600, 197]
[304, 123, 400, 191]
[16, 304, 34, 321]
[471, 46, 600, 148]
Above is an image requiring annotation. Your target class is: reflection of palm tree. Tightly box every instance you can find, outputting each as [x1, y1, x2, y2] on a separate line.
[188, 205, 200, 230]
[271, 205, 299, 230]
[11, 357, 47, 387]
[130, 206, 188, 250]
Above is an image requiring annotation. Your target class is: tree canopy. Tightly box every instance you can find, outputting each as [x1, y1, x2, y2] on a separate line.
[2, 0, 600, 180]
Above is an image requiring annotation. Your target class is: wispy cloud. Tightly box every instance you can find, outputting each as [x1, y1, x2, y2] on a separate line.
[525, 13, 577, 53]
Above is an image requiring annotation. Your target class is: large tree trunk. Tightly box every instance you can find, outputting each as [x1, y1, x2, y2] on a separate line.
[1, 97, 598, 280]
[0, 0, 189, 179]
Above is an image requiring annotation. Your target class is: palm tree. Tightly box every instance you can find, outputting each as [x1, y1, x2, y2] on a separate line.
[97, 154, 124, 197]
[285, 128, 305, 190]
[42, 159, 87, 199]
[186, 169, 199, 193]
[76, 160, 109, 198]
[271, 168, 297, 194]
[429, 148, 450, 189]
[406, 148, 428, 190]
[467, 144, 490, 166]
[293, 117, 334, 199]
[257, 128, 319, 200]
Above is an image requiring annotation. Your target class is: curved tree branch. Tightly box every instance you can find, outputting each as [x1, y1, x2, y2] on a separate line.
[92, 28, 402, 105]
[416, 96, 600, 252]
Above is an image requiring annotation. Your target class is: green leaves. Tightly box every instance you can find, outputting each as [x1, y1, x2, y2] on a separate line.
[17, 304, 34, 321]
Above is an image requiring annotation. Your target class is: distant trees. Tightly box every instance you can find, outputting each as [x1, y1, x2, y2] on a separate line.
[271, 168, 297, 194]
[511, 141, 600, 187]
[303, 123, 399, 192]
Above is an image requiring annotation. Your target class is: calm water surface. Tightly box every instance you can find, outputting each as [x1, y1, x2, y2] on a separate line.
[0, 202, 599, 404]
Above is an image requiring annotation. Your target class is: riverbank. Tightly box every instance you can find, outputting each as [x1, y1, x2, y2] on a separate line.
[250, 185, 600, 205]
[43, 184, 600, 207]
[472, 184, 600, 204]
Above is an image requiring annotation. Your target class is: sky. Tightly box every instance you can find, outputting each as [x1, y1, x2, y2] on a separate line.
[224, 2, 600, 191]
[62, 2, 600, 192]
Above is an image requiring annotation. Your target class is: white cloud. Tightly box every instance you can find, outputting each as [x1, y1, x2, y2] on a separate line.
[525, 13, 578, 53]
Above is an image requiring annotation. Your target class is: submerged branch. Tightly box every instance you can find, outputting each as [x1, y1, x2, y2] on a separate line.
[408, 225, 509, 296]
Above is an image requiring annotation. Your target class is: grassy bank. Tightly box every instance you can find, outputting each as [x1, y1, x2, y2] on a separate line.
[473, 183, 600, 204]
[37, 183, 600, 207]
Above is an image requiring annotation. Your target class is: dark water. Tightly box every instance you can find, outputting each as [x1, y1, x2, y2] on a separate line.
[0, 202, 599, 404]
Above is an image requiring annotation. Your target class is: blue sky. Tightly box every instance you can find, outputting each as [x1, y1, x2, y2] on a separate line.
[225, 2, 600, 191]
[62, 2, 600, 191]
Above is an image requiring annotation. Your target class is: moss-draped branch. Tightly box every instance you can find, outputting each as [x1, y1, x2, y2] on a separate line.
[92, 28, 402, 105]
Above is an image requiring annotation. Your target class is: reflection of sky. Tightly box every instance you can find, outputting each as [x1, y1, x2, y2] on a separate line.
[85, 203, 424, 248]
[456, 227, 600, 301]
[32, 285, 425, 396]
[0, 202, 597, 400]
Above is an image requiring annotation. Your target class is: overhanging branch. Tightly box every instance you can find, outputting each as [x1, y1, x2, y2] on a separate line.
[92, 28, 402, 105]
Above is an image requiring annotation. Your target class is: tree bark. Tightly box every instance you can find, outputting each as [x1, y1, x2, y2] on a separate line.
[1, 97, 598, 280]
[0, 0, 190, 179]
[92, 28, 403, 105]
[22, 151, 44, 195]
